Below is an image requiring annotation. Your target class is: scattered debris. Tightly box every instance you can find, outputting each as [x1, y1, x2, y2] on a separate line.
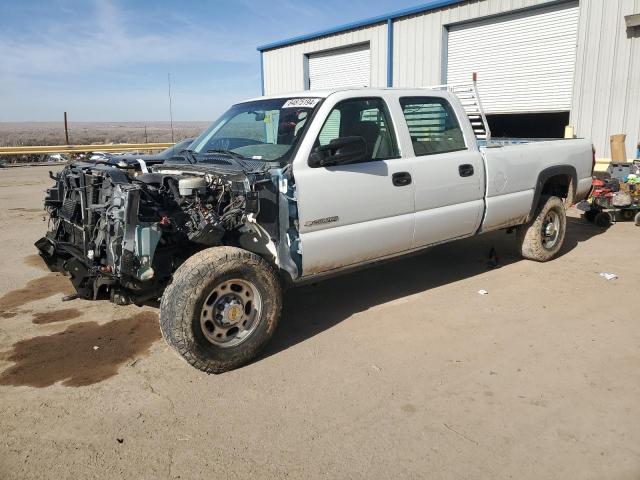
[443, 423, 479, 446]
[61, 294, 79, 302]
[116, 438, 124, 444]
[478, 289, 489, 295]
[599, 272, 618, 281]
[93, 346, 99, 350]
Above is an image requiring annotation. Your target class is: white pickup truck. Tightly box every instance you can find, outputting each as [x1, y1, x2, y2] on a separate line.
[38, 86, 594, 373]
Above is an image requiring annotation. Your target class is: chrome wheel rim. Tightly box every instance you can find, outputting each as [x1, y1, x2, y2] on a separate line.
[541, 210, 561, 249]
[200, 278, 262, 348]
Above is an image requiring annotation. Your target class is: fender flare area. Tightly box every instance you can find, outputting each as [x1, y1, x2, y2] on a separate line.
[527, 165, 578, 222]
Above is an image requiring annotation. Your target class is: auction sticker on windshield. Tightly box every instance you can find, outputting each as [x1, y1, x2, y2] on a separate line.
[282, 98, 321, 108]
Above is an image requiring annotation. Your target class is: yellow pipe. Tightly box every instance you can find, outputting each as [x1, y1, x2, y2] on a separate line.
[0, 143, 174, 156]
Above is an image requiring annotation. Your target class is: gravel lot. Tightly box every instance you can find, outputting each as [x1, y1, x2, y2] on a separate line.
[1, 165, 639, 479]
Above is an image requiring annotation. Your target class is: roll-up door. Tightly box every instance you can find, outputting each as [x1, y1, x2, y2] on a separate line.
[308, 44, 370, 90]
[446, 2, 579, 114]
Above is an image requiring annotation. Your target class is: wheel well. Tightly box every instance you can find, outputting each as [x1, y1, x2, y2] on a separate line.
[541, 174, 571, 199]
[527, 169, 577, 222]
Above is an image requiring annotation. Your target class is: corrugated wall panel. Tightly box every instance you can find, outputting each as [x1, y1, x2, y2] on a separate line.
[262, 23, 387, 95]
[571, 0, 640, 158]
[308, 44, 371, 89]
[393, 0, 559, 87]
[447, 3, 579, 113]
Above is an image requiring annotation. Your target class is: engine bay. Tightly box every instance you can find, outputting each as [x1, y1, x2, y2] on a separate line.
[36, 159, 297, 305]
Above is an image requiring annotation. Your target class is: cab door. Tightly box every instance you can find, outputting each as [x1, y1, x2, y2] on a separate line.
[397, 95, 485, 247]
[293, 95, 415, 276]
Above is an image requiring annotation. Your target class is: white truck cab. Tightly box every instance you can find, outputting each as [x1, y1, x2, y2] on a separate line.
[279, 87, 593, 277]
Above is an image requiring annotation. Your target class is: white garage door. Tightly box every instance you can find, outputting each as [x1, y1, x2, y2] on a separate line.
[447, 2, 579, 114]
[308, 44, 370, 90]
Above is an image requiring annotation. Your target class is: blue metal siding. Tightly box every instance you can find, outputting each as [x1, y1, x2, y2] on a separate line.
[259, 51, 264, 96]
[386, 19, 394, 87]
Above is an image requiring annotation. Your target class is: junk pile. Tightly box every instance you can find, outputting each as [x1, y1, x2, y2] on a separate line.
[578, 161, 640, 228]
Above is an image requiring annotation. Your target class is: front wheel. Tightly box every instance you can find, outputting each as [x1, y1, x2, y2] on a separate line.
[160, 247, 282, 373]
[517, 196, 567, 262]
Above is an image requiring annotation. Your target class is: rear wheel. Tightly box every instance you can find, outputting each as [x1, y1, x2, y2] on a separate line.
[584, 209, 598, 223]
[517, 196, 566, 262]
[160, 247, 282, 373]
[621, 210, 635, 221]
[594, 211, 612, 228]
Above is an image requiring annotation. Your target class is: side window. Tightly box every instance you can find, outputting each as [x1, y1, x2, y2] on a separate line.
[400, 97, 466, 156]
[318, 109, 340, 146]
[315, 98, 399, 162]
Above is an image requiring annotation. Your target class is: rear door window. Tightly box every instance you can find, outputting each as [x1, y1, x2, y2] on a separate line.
[400, 97, 466, 156]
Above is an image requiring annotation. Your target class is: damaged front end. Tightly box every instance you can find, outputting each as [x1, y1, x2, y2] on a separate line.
[37, 158, 295, 305]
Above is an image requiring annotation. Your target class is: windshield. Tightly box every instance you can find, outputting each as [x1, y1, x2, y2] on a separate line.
[157, 138, 195, 159]
[190, 97, 321, 163]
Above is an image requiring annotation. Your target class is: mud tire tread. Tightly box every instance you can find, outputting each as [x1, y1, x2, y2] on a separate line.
[159, 247, 281, 374]
[517, 195, 566, 262]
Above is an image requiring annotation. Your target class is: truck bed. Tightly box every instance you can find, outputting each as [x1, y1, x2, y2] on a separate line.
[479, 138, 594, 232]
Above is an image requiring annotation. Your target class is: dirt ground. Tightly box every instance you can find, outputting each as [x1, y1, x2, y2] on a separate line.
[0, 165, 639, 479]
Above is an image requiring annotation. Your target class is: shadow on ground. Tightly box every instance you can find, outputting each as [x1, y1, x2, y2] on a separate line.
[260, 217, 604, 361]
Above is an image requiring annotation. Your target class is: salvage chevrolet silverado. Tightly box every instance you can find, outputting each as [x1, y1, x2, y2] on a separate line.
[37, 87, 594, 373]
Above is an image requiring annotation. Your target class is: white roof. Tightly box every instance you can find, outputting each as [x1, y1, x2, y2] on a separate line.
[239, 87, 439, 104]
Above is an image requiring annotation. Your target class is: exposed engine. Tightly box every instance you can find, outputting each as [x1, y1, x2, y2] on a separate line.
[36, 160, 280, 305]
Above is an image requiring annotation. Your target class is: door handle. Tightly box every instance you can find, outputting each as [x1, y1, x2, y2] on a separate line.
[392, 171, 412, 187]
[459, 164, 474, 177]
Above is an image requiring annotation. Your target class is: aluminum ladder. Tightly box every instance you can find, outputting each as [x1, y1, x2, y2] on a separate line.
[427, 73, 492, 145]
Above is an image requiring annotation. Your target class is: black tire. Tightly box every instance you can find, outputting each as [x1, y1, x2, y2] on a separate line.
[517, 196, 566, 262]
[160, 246, 282, 374]
[584, 209, 598, 223]
[621, 209, 635, 221]
[594, 211, 612, 228]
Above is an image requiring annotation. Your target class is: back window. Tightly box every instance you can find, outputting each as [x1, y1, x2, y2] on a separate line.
[400, 97, 466, 156]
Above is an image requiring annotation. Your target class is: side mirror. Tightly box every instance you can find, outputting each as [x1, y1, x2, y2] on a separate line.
[309, 136, 367, 167]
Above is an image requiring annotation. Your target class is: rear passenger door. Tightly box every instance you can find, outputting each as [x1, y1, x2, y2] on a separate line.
[399, 96, 485, 247]
[293, 96, 415, 276]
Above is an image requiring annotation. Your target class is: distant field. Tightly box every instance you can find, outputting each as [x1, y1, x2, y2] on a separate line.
[0, 121, 210, 147]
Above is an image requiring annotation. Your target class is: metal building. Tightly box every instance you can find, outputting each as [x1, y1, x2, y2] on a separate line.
[257, 0, 640, 159]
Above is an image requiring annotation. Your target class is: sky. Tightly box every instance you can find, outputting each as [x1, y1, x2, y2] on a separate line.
[0, 0, 424, 122]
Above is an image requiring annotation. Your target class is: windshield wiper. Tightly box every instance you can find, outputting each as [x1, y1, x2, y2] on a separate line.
[206, 149, 247, 159]
[179, 149, 197, 164]
[206, 149, 254, 169]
